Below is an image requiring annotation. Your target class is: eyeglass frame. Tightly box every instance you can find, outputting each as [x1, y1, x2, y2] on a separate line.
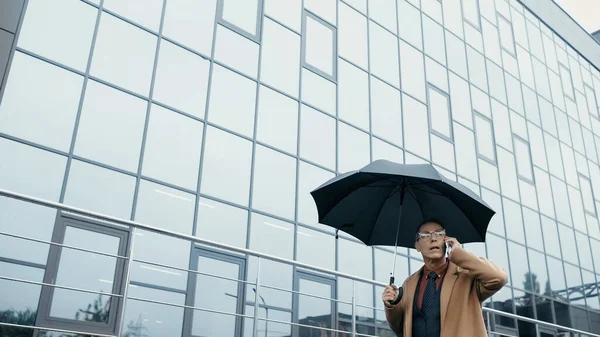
[415, 229, 446, 241]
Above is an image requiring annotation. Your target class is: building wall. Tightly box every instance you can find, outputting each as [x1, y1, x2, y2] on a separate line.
[0, 0, 599, 336]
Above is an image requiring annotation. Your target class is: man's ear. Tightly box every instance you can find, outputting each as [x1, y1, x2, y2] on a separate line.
[414, 241, 419, 252]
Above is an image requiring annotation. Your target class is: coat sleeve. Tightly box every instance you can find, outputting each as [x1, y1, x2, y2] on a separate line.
[450, 246, 509, 302]
[384, 282, 406, 336]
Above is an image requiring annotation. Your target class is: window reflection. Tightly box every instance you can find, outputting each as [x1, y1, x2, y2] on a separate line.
[0, 262, 44, 326]
[135, 180, 195, 235]
[123, 285, 185, 337]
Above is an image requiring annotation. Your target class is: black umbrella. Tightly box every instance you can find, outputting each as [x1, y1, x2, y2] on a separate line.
[310, 160, 495, 301]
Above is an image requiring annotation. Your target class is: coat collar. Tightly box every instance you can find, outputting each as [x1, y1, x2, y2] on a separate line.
[404, 261, 460, 329]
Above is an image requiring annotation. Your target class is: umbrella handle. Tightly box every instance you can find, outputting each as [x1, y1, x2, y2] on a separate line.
[388, 276, 403, 305]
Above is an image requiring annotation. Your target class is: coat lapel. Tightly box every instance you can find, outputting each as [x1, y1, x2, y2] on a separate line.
[440, 262, 459, 327]
[403, 268, 422, 337]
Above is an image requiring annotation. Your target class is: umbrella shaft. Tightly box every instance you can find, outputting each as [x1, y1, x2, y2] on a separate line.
[390, 186, 406, 285]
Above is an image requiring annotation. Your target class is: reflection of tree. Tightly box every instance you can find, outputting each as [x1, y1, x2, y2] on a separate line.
[75, 294, 110, 323]
[122, 314, 149, 337]
[523, 272, 540, 294]
[0, 308, 36, 337]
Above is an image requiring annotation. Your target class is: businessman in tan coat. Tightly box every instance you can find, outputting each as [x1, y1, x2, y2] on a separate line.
[381, 220, 508, 337]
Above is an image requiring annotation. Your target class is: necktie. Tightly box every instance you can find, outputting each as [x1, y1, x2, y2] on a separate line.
[422, 272, 438, 312]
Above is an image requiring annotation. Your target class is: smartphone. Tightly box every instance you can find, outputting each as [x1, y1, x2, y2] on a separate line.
[446, 242, 452, 257]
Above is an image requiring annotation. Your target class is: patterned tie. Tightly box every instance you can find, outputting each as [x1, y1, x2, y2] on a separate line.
[422, 272, 438, 312]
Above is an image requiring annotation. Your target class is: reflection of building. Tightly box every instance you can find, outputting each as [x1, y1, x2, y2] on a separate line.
[1, 0, 600, 337]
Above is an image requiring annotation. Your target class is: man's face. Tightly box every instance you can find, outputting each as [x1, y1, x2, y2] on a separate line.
[415, 222, 446, 260]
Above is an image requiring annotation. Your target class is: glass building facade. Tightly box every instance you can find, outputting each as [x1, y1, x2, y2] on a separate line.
[0, 0, 599, 336]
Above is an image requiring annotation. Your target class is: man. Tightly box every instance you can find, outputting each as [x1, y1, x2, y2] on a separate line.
[381, 220, 508, 336]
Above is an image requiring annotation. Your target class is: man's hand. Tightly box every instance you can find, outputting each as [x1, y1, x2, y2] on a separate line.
[444, 236, 460, 259]
[382, 285, 399, 307]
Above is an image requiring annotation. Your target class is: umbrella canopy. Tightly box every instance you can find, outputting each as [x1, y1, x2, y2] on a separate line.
[310, 159, 495, 248]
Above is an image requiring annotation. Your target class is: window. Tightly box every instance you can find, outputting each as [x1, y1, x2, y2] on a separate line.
[497, 147, 520, 202]
[580, 174, 597, 216]
[208, 64, 257, 138]
[0, 53, 83, 152]
[252, 145, 297, 220]
[296, 226, 335, 270]
[35, 215, 129, 336]
[200, 126, 253, 206]
[467, 47, 488, 92]
[369, 20, 400, 88]
[371, 76, 403, 147]
[264, 0, 301, 32]
[462, 0, 481, 29]
[18, 0, 96, 71]
[431, 135, 456, 172]
[142, 105, 204, 190]
[422, 15, 446, 66]
[446, 31, 468, 79]
[74, 80, 147, 172]
[403, 94, 430, 160]
[297, 161, 335, 226]
[450, 73, 473, 128]
[464, 21, 483, 54]
[302, 68, 336, 115]
[338, 60, 369, 130]
[426, 57, 449, 92]
[195, 197, 248, 248]
[522, 207, 543, 251]
[261, 18, 301, 98]
[397, 0, 422, 50]
[372, 138, 404, 163]
[256, 85, 299, 154]
[548, 69, 566, 112]
[427, 85, 452, 141]
[474, 113, 496, 163]
[532, 58, 552, 101]
[400, 39, 426, 101]
[214, 25, 259, 79]
[487, 60, 507, 104]
[304, 0, 336, 25]
[338, 122, 370, 172]
[523, 86, 541, 125]
[454, 123, 479, 182]
[505, 74, 524, 115]
[162, 0, 217, 55]
[338, 2, 368, 70]
[585, 84, 599, 118]
[219, 0, 262, 40]
[303, 11, 336, 80]
[299, 104, 336, 170]
[91, 13, 157, 96]
[497, 14, 516, 55]
[513, 136, 534, 182]
[482, 19, 501, 65]
[559, 64, 575, 99]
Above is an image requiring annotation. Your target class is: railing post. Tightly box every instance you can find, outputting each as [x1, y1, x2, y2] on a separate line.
[117, 227, 137, 337]
[352, 280, 356, 337]
[253, 257, 261, 337]
[486, 310, 491, 335]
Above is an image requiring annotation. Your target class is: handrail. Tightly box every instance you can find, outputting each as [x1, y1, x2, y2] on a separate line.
[1, 188, 599, 337]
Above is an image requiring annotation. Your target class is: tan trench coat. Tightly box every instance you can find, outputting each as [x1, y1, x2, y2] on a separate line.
[384, 246, 509, 337]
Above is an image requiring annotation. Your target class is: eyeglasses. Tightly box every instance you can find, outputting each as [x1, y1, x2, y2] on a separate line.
[416, 229, 446, 241]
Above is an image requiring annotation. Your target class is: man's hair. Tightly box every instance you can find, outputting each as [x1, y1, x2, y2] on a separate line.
[414, 218, 445, 242]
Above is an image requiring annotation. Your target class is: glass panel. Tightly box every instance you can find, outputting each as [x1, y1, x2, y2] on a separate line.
[508, 242, 528, 290]
[482, 20, 501, 66]
[498, 15, 515, 54]
[221, 0, 259, 36]
[462, 0, 481, 28]
[522, 207, 543, 251]
[142, 104, 204, 190]
[296, 227, 335, 270]
[467, 47, 488, 92]
[464, 18, 483, 54]
[488, 61, 507, 104]
[252, 145, 296, 220]
[372, 138, 404, 163]
[517, 47, 535, 90]
[527, 249, 549, 296]
[338, 2, 368, 70]
[551, 177, 572, 227]
[400, 40, 426, 102]
[299, 105, 336, 170]
[575, 232, 593, 272]
[431, 135, 455, 171]
[426, 57, 448, 94]
[297, 276, 333, 334]
[568, 184, 587, 234]
[304, 0, 336, 25]
[422, 16, 446, 66]
[486, 234, 510, 286]
[428, 86, 451, 139]
[256, 85, 298, 155]
[91, 13, 157, 96]
[455, 123, 479, 182]
[369, 0, 396, 32]
[64, 160, 135, 219]
[208, 64, 256, 138]
[397, 0, 422, 50]
[421, 0, 442, 24]
[369, 21, 399, 88]
[560, 65, 575, 99]
[297, 161, 335, 226]
[580, 175, 597, 215]
[514, 137, 533, 181]
[192, 255, 241, 336]
[135, 180, 195, 235]
[304, 14, 334, 77]
[338, 240, 373, 319]
[533, 59, 552, 101]
[474, 114, 496, 162]
[504, 198, 525, 244]
[195, 197, 248, 249]
[261, 18, 301, 98]
[449, 74, 472, 128]
[162, 0, 217, 55]
[338, 60, 369, 130]
[403, 94, 430, 160]
[446, 32, 468, 79]
[50, 227, 120, 322]
[585, 85, 600, 118]
[523, 86, 541, 126]
[153, 40, 210, 119]
[301, 68, 336, 115]
[0, 262, 44, 328]
[371, 76, 402, 146]
[0, 138, 67, 201]
[505, 75, 524, 115]
[103, 0, 163, 32]
[75, 80, 146, 172]
[264, 0, 301, 32]
[498, 148, 519, 204]
[545, 134, 564, 179]
[338, 122, 370, 172]
[18, 0, 96, 71]
[215, 25, 259, 78]
[200, 126, 253, 206]
[0, 53, 83, 152]
[479, 159, 500, 192]
[443, 0, 463, 39]
[558, 224, 578, 265]
[122, 286, 185, 337]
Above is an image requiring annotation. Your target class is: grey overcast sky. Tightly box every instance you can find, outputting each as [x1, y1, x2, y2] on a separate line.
[553, 0, 600, 33]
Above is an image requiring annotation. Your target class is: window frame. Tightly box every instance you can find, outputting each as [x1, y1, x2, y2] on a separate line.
[426, 83, 454, 142]
[512, 134, 535, 184]
[292, 270, 337, 337]
[301, 9, 338, 82]
[217, 0, 264, 42]
[473, 110, 498, 165]
[578, 173, 598, 217]
[497, 13, 517, 57]
[559, 64, 575, 99]
[35, 213, 131, 336]
[584, 83, 600, 120]
[461, 0, 482, 31]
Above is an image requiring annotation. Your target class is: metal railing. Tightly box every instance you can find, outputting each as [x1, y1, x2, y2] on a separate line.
[0, 187, 599, 337]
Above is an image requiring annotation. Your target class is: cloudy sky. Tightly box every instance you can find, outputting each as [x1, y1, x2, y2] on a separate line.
[553, 0, 600, 33]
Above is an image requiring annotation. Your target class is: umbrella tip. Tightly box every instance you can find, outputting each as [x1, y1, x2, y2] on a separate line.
[335, 229, 339, 240]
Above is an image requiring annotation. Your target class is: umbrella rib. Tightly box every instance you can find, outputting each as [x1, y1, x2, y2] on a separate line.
[407, 188, 425, 220]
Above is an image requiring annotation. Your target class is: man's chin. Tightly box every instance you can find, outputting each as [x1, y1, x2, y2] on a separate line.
[423, 251, 445, 260]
